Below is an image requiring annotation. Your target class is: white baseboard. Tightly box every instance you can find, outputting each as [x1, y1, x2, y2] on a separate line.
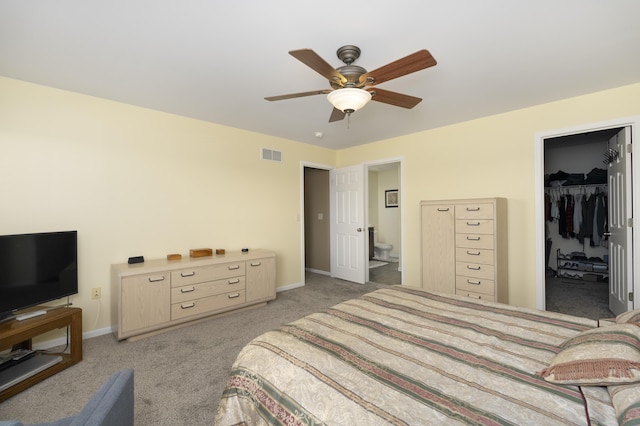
[277, 281, 304, 292]
[305, 268, 330, 276]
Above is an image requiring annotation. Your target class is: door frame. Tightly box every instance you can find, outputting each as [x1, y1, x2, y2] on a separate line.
[364, 157, 405, 285]
[299, 161, 334, 288]
[534, 116, 640, 310]
[299, 157, 405, 287]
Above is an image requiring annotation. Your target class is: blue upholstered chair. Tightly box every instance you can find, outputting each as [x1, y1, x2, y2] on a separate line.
[0, 369, 134, 426]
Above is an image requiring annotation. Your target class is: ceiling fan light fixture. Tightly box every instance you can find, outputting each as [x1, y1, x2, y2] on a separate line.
[327, 88, 371, 114]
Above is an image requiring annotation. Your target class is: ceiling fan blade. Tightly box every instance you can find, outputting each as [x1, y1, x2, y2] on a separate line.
[289, 49, 347, 86]
[265, 89, 331, 101]
[360, 49, 437, 86]
[369, 88, 422, 109]
[329, 107, 346, 122]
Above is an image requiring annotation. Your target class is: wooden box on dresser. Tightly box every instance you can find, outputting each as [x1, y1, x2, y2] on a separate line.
[111, 249, 276, 341]
[421, 198, 507, 303]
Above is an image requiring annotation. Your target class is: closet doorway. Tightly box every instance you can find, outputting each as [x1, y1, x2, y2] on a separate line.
[539, 123, 634, 319]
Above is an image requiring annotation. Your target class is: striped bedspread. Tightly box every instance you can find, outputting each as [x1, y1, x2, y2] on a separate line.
[215, 286, 617, 425]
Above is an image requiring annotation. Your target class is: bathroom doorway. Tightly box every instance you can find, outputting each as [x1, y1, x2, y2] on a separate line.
[367, 160, 402, 285]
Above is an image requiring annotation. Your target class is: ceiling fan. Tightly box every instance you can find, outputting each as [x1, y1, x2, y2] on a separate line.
[265, 45, 437, 122]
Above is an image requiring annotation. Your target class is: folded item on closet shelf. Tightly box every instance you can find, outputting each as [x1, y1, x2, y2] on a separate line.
[548, 170, 569, 183]
[562, 173, 586, 186]
[585, 167, 607, 184]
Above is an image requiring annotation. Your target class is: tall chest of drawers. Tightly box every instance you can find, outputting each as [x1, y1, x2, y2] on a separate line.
[421, 198, 507, 303]
[112, 250, 275, 340]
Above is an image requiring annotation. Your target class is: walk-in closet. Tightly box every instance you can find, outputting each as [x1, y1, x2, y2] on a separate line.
[543, 127, 624, 319]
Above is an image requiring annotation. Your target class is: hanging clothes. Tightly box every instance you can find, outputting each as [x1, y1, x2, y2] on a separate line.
[573, 193, 583, 238]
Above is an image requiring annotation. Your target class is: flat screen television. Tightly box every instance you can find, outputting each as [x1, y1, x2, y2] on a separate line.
[0, 230, 78, 320]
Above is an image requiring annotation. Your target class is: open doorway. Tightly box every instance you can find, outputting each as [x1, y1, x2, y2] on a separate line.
[536, 119, 637, 320]
[367, 162, 402, 285]
[543, 128, 621, 319]
[301, 160, 403, 286]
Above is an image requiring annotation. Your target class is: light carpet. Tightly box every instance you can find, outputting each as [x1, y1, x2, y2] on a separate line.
[0, 273, 389, 425]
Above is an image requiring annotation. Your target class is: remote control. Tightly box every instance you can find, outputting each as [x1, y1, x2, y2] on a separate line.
[11, 349, 35, 361]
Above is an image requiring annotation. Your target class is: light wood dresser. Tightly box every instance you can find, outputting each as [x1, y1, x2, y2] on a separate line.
[111, 249, 275, 340]
[421, 198, 507, 303]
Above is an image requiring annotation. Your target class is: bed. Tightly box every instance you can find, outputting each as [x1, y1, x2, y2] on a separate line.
[215, 285, 640, 425]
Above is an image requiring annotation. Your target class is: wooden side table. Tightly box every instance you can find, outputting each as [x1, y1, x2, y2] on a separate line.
[0, 307, 82, 401]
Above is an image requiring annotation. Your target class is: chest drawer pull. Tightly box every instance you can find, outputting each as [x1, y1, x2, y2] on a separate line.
[228, 279, 240, 284]
[180, 271, 195, 277]
[466, 236, 481, 241]
[466, 207, 481, 211]
[228, 293, 240, 299]
[181, 302, 196, 309]
[437, 207, 450, 212]
[466, 221, 481, 226]
[466, 265, 481, 271]
[466, 250, 481, 256]
[148, 275, 165, 282]
[227, 265, 240, 270]
[466, 279, 482, 285]
[250, 262, 262, 267]
[180, 287, 196, 293]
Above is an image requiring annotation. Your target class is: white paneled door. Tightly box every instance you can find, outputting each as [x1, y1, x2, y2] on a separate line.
[330, 165, 366, 284]
[608, 127, 633, 315]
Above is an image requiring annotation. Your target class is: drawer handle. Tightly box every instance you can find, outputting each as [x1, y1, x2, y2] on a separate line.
[228, 293, 240, 299]
[180, 271, 195, 277]
[228, 265, 240, 270]
[228, 279, 240, 284]
[148, 275, 165, 282]
[437, 208, 450, 212]
[466, 236, 481, 241]
[466, 250, 481, 256]
[466, 221, 481, 226]
[467, 280, 481, 285]
[250, 262, 262, 267]
[181, 302, 195, 309]
[466, 265, 481, 270]
[180, 287, 195, 293]
[466, 207, 481, 211]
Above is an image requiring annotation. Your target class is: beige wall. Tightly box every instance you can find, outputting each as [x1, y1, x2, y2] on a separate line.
[2, 74, 640, 337]
[338, 83, 640, 308]
[0, 76, 336, 335]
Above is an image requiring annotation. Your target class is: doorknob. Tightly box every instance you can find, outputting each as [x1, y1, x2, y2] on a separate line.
[603, 232, 612, 237]
[357, 228, 363, 232]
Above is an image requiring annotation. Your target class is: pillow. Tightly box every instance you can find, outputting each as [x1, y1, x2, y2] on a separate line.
[609, 383, 640, 426]
[617, 309, 640, 324]
[540, 324, 640, 386]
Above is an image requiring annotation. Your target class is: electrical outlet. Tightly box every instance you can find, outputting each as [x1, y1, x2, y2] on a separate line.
[91, 287, 101, 299]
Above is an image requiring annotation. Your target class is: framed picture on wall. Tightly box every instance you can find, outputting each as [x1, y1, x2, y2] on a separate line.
[385, 189, 399, 208]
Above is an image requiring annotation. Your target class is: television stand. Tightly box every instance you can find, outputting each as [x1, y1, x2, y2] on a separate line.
[0, 307, 82, 401]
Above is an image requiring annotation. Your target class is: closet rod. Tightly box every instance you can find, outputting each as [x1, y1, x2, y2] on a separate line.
[544, 184, 607, 193]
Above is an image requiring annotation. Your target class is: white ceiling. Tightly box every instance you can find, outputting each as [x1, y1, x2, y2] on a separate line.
[1, 1, 639, 150]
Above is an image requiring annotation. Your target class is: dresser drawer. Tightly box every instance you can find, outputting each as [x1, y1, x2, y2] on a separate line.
[171, 290, 246, 320]
[171, 277, 245, 304]
[455, 203, 495, 220]
[456, 290, 495, 302]
[456, 247, 494, 265]
[456, 262, 495, 280]
[455, 233, 495, 250]
[455, 219, 494, 235]
[456, 275, 495, 296]
[171, 262, 245, 287]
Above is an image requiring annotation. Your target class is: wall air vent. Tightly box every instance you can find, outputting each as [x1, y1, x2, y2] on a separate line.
[261, 148, 282, 162]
